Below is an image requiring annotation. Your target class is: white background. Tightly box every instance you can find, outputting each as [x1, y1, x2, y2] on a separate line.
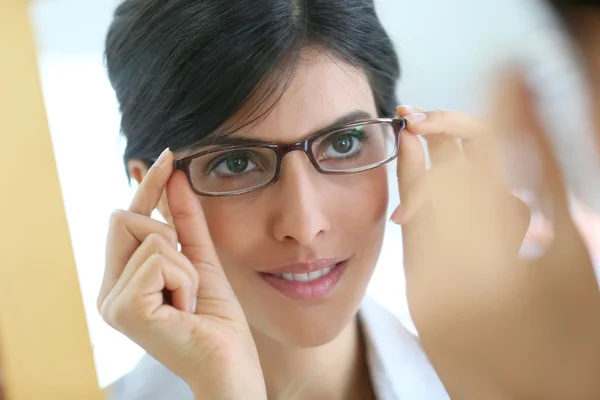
[29, 0, 598, 388]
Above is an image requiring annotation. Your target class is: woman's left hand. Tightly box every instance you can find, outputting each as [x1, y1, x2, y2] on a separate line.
[393, 105, 600, 399]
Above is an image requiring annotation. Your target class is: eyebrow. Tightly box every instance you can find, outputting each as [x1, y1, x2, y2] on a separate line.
[192, 109, 374, 149]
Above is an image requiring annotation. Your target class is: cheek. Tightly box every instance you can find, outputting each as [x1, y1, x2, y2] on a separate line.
[198, 198, 255, 253]
[329, 168, 389, 232]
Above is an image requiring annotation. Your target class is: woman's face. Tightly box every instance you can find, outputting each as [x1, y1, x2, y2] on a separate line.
[194, 49, 388, 347]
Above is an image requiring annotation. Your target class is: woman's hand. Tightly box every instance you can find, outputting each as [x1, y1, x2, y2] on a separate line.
[98, 149, 266, 400]
[393, 105, 600, 399]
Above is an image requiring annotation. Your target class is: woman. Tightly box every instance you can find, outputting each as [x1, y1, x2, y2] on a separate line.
[100, 1, 447, 398]
[99, 0, 600, 399]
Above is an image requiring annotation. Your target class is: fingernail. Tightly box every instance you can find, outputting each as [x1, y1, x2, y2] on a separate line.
[397, 105, 416, 112]
[405, 113, 427, 124]
[155, 147, 171, 166]
[189, 297, 197, 313]
[390, 204, 405, 224]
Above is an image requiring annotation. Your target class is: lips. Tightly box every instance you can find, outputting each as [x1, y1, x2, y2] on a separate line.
[264, 258, 344, 275]
[274, 264, 336, 282]
[260, 259, 348, 301]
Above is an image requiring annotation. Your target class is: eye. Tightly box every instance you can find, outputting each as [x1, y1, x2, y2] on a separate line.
[321, 127, 367, 159]
[331, 135, 354, 154]
[207, 151, 259, 177]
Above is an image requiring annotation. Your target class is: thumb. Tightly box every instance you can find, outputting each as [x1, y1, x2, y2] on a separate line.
[392, 115, 426, 224]
[166, 170, 221, 269]
[165, 171, 242, 312]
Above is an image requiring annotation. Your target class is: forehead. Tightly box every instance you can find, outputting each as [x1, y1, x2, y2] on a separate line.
[234, 48, 376, 142]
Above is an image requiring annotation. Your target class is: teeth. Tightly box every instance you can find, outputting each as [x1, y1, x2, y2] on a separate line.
[307, 270, 323, 281]
[294, 272, 309, 282]
[277, 265, 336, 282]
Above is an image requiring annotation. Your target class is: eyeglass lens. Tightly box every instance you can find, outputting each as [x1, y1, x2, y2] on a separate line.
[187, 121, 397, 195]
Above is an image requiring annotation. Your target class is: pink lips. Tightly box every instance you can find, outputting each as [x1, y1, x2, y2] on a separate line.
[265, 258, 343, 274]
[260, 260, 347, 301]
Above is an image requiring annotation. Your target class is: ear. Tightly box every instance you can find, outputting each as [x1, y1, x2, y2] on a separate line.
[127, 159, 174, 226]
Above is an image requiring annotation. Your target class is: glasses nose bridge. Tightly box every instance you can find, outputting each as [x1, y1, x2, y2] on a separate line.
[277, 139, 311, 160]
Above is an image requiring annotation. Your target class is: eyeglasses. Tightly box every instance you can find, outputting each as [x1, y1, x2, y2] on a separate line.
[173, 117, 406, 196]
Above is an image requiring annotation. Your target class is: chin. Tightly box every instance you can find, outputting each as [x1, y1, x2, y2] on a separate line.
[252, 285, 369, 348]
[291, 317, 355, 348]
[273, 311, 358, 348]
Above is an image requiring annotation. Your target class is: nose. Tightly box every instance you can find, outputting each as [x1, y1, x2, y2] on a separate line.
[270, 152, 330, 245]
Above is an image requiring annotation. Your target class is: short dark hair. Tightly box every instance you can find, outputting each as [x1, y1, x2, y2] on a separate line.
[104, 0, 400, 173]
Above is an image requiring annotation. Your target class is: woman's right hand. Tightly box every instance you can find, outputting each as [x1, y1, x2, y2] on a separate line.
[97, 149, 266, 400]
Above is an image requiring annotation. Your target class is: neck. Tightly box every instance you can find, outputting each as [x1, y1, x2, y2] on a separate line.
[251, 316, 374, 400]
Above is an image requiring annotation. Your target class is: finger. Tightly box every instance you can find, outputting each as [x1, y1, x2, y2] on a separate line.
[393, 128, 426, 223]
[395, 178, 433, 226]
[405, 110, 504, 181]
[404, 109, 491, 140]
[166, 170, 220, 269]
[131, 254, 194, 314]
[99, 210, 178, 307]
[518, 81, 571, 229]
[425, 135, 463, 166]
[105, 254, 194, 335]
[167, 171, 242, 318]
[394, 165, 453, 225]
[491, 72, 577, 246]
[396, 105, 425, 116]
[518, 85, 593, 275]
[128, 148, 173, 216]
[106, 233, 199, 308]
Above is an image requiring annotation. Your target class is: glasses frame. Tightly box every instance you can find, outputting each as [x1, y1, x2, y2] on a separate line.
[173, 117, 406, 197]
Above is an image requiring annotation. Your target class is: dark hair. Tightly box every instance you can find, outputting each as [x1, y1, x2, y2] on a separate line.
[105, 0, 400, 172]
[547, 0, 600, 28]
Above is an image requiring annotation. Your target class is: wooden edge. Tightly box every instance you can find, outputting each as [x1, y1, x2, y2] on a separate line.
[0, 2, 104, 399]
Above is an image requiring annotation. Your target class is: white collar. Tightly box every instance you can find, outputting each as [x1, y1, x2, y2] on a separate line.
[109, 298, 449, 400]
[360, 296, 450, 400]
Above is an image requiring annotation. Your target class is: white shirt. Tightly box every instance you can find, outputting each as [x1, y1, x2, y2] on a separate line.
[107, 297, 449, 399]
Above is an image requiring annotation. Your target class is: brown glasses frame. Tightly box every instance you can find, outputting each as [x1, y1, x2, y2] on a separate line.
[173, 117, 406, 197]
